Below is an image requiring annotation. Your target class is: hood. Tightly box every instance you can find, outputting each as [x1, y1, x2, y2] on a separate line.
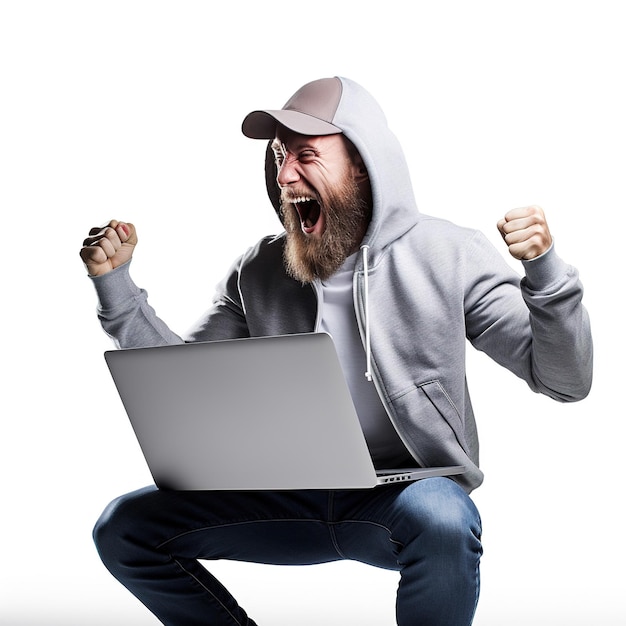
[249, 77, 421, 260]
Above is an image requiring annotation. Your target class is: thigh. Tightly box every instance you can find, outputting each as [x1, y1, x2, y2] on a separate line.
[330, 477, 482, 568]
[95, 486, 343, 565]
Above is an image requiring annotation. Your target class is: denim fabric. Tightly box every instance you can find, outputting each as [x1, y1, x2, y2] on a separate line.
[93, 477, 482, 625]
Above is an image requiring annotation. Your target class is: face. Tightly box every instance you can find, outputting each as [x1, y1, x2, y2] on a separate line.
[271, 128, 371, 283]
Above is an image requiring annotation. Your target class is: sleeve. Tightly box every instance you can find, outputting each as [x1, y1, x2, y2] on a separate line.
[89, 254, 250, 349]
[519, 244, 593, 400]
[90, 261, 184, 348]
[464, 232, 593, 402]
[182, 254, 251, 343]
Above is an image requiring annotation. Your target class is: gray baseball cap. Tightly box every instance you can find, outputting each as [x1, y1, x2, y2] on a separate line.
[242, 77, 343, 139]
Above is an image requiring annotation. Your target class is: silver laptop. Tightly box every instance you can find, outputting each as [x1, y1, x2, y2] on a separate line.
[104, 332, 465, 490]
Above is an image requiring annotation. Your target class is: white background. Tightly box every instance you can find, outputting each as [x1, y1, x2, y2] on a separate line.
[1, 1, 624, 624]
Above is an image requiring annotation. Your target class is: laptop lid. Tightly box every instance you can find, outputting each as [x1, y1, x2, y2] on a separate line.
[104, 333, 464, 490]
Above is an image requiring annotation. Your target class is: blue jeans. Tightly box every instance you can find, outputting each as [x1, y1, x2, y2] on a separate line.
[93, 477, 482, 625]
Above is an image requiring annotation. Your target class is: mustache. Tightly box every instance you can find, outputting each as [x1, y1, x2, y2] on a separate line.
[280, 187, 318, 202]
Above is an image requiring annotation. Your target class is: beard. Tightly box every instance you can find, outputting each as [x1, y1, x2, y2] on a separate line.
[281, 177, 371, 284]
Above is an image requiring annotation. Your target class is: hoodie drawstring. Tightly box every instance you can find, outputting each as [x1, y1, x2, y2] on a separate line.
[360, 244, 373, 382]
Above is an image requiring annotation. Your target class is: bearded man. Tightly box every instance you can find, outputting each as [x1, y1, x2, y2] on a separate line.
[273, 127, 372, 283]
[81, 77, 592, 625]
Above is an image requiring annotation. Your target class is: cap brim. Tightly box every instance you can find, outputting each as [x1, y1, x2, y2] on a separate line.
[242, 109, 342, 139]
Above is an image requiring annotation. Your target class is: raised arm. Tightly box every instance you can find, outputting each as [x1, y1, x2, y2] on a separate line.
[466, 206, 592, 402]
[80, 219, 184, 348]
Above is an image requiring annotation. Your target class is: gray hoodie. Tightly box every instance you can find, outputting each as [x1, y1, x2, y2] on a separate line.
[91, 77, 593, 493]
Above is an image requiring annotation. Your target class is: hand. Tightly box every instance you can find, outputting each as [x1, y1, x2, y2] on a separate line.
[80, 220, 138, 276]
[497, 205, 552, 260]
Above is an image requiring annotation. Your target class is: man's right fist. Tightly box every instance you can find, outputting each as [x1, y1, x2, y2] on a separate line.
[80, 220, 138, 276]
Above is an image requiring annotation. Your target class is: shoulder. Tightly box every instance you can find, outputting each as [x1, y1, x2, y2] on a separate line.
[401, 213, 493, 259]
[239, 233, 286, 269]
[414, 213, 482, 241]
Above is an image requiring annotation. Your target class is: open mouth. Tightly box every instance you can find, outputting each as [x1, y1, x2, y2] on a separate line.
[291, 196, 322, 234]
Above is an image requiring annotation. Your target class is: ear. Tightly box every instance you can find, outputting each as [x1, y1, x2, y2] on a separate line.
[351, 153, 369, 184]
[265, 141, 283, 219]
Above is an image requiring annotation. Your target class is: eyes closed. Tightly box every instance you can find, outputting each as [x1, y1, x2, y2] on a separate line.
[271, 141, 318, 169]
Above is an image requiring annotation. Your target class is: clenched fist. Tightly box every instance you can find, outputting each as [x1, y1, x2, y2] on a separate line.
[80, 220, 138, 276]
[497, 205, 552, 261]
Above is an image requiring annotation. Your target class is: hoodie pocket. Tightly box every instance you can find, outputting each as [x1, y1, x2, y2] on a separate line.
[389, 380, 471, 464]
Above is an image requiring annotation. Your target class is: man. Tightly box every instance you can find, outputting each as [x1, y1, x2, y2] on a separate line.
[81, 77, 592, 625]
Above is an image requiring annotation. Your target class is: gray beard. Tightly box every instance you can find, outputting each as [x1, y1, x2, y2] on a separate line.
[281, 179, 371, 284]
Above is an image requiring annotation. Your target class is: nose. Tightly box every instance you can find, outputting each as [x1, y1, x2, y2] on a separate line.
[276, 153, 301, 187]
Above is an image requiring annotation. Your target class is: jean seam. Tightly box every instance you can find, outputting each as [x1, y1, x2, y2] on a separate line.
[326, 491, 346, 558]
[157, 513, 405, 563]
[326, 496, 404, 557]
[157, 518, 328, 550]
[173, 557, 245, 626]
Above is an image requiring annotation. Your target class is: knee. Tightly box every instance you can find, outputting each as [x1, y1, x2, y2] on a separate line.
[92, 486, 156, 567]
[400, 478, 482, 548]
